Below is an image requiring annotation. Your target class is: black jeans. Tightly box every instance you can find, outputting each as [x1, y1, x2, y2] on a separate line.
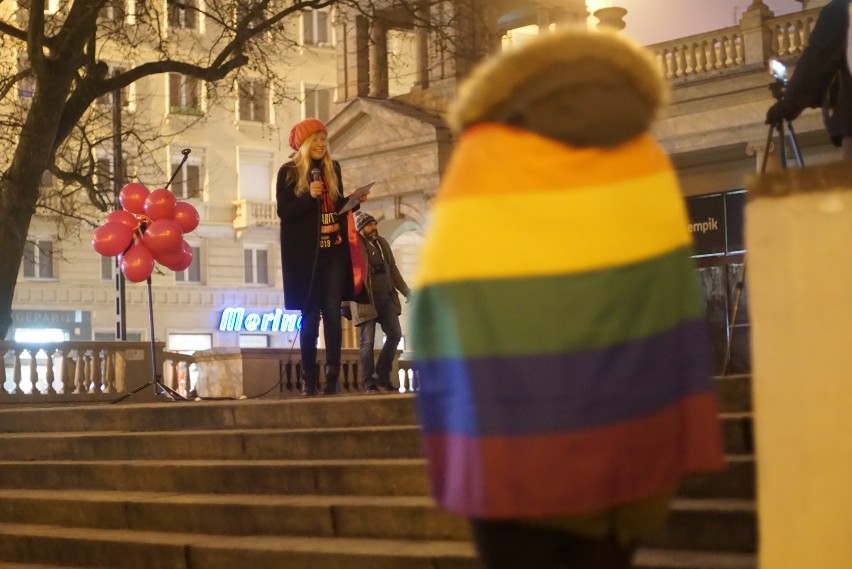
[359, 296, 402, 387]
[470, 519, 635, 569]
[300, 248, 346, 373]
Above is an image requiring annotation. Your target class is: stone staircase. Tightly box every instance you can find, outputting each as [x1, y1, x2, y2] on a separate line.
[0, 375, 756, 569]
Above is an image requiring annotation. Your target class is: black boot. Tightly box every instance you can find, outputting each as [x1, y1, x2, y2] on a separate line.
[322, 363, 340, 395]
[300, 366, 319, 397]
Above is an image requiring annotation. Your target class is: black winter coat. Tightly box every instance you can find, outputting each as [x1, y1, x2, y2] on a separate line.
[784, 0, 852, 142]
[276, 159, 360, 310]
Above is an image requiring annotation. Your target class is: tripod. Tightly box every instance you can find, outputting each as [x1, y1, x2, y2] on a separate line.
[112, 276, 187, 403]
[720, 78, 804, 376]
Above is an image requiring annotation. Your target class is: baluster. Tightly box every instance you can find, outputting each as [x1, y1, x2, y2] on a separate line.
[13, 349, 24, 394]
[802, 17, 813, 47]
[74, 350, 87, 393]
[102, 350, 116, 393]
[780, 25, 792, 55]
[46, 349, 57, 395]
[666, 50, 677, 79]
[675, 46, 686, 77]
[89, 350, 102, 394]
[25, 349, 38, 394]
[705, 40, 717, 71]
[734, 36, 744, 65]
[683, 44, 695, 75]
[60, 349, 75, 394]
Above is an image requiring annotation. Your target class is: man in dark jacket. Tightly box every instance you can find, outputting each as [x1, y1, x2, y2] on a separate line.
[350, 212, 410, 392]
[766, 0, 852, 158]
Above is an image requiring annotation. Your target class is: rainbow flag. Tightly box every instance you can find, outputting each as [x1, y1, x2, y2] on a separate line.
[410, 124, 724, 519]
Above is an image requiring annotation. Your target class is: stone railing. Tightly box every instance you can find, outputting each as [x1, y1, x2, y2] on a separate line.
[649, 6, 820, 81]
[233, 199, 279, 230]
[194, 347, 418, 399]
[1, 341, 194, 402]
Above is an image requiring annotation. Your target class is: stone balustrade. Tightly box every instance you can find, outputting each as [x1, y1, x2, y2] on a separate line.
[1, 341, 193, 402]
[233, 198, 279, 230]
[194, 346, 417, 399]
[649, 7, 820, 81]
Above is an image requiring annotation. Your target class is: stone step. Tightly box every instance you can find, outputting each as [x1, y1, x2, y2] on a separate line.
[641, 499, 756, 553]
[679, 456, 755, 500]
[713, 374, 752, 414]
[0, 459, 430, 496]
[0, 522, 481, 569]
[0, 395, 418, 434]
[0, 489, 470, 542]
[0, 425, 423, 461]
[0, 416, 751, 462]
[0, 456, 752, 501]
[635, 548, 756, 569]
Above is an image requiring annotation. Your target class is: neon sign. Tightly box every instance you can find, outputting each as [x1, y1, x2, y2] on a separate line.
[218, 307, 302, 333]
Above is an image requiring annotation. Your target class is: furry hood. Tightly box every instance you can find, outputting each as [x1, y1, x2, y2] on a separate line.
[448, 28, 669, 147]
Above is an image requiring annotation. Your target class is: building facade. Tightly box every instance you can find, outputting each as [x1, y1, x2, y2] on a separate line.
[7, 0, 839, 371]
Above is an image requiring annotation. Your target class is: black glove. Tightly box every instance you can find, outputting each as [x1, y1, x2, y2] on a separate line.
[765, 99, 798, 126]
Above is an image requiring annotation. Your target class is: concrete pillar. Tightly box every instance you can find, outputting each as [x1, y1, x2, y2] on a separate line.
[369, 20, 389, 98]
[414, 19, 429, 88]
[745, 160, 852, 569]
[337, 14, 369, 102]
[740, 1, 775, 66]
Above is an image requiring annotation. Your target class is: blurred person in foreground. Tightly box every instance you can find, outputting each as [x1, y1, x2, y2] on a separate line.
[409, 29, 725, 569]
[766, 0, 852, 158]
[349, 212, 410, 393]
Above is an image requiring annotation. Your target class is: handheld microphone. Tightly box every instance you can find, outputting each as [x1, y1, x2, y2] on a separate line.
[310, 168, 322, 200]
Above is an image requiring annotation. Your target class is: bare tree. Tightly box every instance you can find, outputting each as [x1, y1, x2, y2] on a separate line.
[0, 0, 491, 339]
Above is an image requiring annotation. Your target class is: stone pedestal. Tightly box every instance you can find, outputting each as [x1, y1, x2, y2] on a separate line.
[746, 160, 852, 569]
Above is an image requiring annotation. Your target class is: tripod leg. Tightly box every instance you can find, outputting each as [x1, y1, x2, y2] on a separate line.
[721, 263, 747, 376]
[785, 121, 805, 168]
[760, 123, 775, 173]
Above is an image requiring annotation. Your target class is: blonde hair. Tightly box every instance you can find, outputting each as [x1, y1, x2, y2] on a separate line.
[291, 132, 340, 199]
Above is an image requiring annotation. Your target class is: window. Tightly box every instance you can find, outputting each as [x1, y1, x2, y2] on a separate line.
[244, 247, 269, 285]
[235, 0, 264, 31]
[238, 79, 269, 123]
[100, 0, 126, 20]
[94, 331, 143, 341]
[175, 245, 202, 283]
[97, 66, 133, 109]
[302, 9, 330, 46]
[303, 84, 332, 122]
[167, 0, 197, 30]
[95, 155, 113, 195]
[169, 73, 202, 115]
[40, 170, 54, 188]
[101, 255, 118, 281]
[23, 240, 54, 280]
[239, 334, 269, 348]
[170, 149, 204, 199]
[238, 149, 273, 201]
[17, 54, 34, 99]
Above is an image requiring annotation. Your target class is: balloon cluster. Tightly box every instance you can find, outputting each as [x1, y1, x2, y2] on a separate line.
[92, 183, 200, 283]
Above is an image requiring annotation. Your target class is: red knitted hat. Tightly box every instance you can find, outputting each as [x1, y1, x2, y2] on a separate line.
[288, 118, 327, 151]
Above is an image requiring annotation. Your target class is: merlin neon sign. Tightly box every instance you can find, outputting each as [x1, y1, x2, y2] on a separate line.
[218, 307, 302, 333]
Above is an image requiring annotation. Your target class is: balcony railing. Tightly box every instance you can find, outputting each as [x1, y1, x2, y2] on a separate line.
[233, 199, 279, 230]
[649, 7, 820, 82]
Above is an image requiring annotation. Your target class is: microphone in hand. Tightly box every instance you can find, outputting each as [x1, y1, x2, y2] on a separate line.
[310, 168, 322, 199]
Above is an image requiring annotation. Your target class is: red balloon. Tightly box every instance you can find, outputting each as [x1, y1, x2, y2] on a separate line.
[119, 183, 149, 215]
[106, 210, 139, 230]
[144, 188, 177, 221]
[173, 201, 200, 233]
[155, 240, 193, 272]
[142, 219, 183, 254]
[92, 222, 134, 257]
[120, 242, 155, 283]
